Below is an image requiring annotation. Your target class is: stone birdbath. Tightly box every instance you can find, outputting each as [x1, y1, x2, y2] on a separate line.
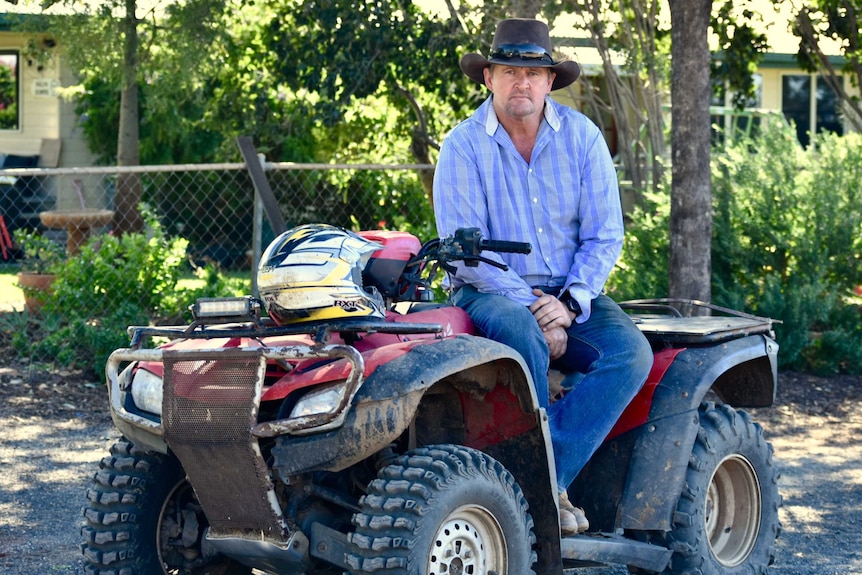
[39, 209, 114, 255]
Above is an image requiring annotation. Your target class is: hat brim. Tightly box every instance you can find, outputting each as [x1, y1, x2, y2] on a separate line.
[460, 53, 580, 91]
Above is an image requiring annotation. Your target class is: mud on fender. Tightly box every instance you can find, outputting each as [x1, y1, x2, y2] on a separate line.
[271, 335, 536, 476]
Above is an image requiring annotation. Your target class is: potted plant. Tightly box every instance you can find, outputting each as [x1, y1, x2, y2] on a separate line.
[13, 229, 65, 313]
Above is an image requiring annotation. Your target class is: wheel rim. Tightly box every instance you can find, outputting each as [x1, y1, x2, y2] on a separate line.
[428, 504, 508, 575]
[706, 454, 762, 567]
[156, 479, 205, 574]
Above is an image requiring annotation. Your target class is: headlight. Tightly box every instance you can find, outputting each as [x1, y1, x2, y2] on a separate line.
[289, 381, 348, 419]
[130, 368, 164, 416]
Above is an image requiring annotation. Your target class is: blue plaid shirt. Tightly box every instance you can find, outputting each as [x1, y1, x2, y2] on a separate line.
[433, 96, 623, 322]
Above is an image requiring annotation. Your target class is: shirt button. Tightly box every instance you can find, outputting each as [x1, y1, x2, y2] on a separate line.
[532, 197, 538, 203]
[537, 227, 543, 234]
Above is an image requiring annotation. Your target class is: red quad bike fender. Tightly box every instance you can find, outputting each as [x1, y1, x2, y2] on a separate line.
[267, 333, 547, 476]
[260, 306, 477, 402]
[267, 330, 566, 573]
[575, 332, 779, 534]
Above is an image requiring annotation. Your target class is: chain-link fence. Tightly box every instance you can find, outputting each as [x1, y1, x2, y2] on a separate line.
[1, 162, 436, 265]
[0, 160, 435, 369]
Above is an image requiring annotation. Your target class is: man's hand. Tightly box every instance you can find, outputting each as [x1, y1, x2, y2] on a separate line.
[544, 326, 568, 360]
[530, 288, 574, 332]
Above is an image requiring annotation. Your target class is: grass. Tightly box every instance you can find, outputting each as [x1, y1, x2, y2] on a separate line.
[0, 265, 25, 311]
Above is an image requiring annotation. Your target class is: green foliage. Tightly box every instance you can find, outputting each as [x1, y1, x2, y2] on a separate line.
[12, 229, 65, 274]
[12, 209, 239, 375]
[267, 0, 473, 130]
[0, 307, 39, 357]
[710, 1, 769, 109]
[0, 60, 17, 130]
[159, 265, 250, 325]
[0, 60, 16, 109]
[712, 120, 862, 370]
[29, 219, 183, 373]
[614, 119, 862, 373]
[803, 306, 862, 376]
[606, 185, 670, 300]
[51, 0, 230, 165]
[274, 168, 434, 238]
[74, 65, 224, 165]
[47, 227, 188, 320]
[28, 303, 148, 374]
[14, 261, 249, 377]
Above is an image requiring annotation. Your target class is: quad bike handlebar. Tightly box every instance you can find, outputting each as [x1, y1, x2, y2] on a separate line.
[402, 228, 531, 290]
[120, 228, 529, 348]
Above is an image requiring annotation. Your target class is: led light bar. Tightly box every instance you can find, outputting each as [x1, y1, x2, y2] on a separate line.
[191, 297, 257, 321]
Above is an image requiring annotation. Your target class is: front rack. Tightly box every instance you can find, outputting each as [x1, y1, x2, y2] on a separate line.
[127, 318, 444, 348]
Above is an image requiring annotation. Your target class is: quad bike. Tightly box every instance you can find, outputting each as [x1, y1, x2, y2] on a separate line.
[81, 225, 781, 575]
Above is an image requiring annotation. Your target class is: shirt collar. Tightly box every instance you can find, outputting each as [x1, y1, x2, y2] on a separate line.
[482, 95, 561, 136]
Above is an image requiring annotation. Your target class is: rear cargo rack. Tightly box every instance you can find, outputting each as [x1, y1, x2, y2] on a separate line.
[620, 298, 777, 345]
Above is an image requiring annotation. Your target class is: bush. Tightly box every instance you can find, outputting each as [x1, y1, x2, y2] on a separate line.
[22, 214, 248, 376]
[712, 121, 862, 370]
[607, 184, 670, 301]
[612, 119, 862, 373]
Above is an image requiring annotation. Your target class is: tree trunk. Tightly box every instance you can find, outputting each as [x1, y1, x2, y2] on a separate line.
[113, 0, 144, 235]
[668, 0, 712, 314]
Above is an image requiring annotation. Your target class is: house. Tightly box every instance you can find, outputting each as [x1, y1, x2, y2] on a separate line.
[549, 3, 859, 150]
[0, 12, 98, 236]
[0, 14, 95, 167]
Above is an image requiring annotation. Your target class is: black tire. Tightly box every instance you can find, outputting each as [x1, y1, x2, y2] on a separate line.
[633, 403, 781, 575]
[346, 444, 537, 575]
[81, 438, 252, 575]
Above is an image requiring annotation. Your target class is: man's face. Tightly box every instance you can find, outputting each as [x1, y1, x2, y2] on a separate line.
[484, 65, 554, 120]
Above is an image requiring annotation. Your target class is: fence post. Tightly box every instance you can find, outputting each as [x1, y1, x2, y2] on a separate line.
[251, 153, 265, 298]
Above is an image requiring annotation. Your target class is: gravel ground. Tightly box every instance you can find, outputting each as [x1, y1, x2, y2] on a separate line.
[1, 367, 860, 574]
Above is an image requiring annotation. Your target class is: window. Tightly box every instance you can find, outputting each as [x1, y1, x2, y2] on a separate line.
[0, 51, 19, 131]
[711, 74, 764, 144]
[781, 74, 844, 147]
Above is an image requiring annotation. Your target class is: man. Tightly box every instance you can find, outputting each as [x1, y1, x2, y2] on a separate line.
[433, 18, 653, 536]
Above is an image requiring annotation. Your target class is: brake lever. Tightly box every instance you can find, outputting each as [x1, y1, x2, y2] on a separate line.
[464, 255, 509, 271]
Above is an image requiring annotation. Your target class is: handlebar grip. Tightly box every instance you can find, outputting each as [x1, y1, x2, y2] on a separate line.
[480, 240, 532, 254]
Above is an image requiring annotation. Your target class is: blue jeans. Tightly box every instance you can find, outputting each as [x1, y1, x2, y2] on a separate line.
[453, 286, 653, 491]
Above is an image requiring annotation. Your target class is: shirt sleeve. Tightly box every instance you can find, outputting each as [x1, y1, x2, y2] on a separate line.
[433, 130, 537, 305]
[563, 124, 624, 322]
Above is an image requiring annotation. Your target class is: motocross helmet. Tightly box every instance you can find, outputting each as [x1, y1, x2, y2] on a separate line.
[257, 224, 385, 325]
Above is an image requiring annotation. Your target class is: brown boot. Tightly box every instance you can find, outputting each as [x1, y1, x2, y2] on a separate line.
[559, 490, 589, 536]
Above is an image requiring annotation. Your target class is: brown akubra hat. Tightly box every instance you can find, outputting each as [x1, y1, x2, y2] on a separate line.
[460, 18, 581, 91]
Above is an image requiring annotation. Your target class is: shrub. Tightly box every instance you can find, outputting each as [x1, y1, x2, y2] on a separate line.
[612, 119, 862, 373]
[48, 229, 188, 320]
[712, 121, 862, 370]
[25, 213, 247, 376]
[12, 229, 65, 274]
[607, 184, 670, 301]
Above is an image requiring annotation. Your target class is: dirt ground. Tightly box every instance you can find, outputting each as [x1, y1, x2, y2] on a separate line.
[0, 363, 860, 574]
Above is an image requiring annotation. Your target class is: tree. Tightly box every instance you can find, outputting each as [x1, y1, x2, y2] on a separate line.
[557, 1, 764, 306]
[668, 0, 713, 309]
[785, 0, 862, 131]
[556, 0, 669, 194]
[42, 0, 231, 233]
[257, 0, 479, 203]
[114, 0, 142, 234]
[34, 0, 765, 299]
